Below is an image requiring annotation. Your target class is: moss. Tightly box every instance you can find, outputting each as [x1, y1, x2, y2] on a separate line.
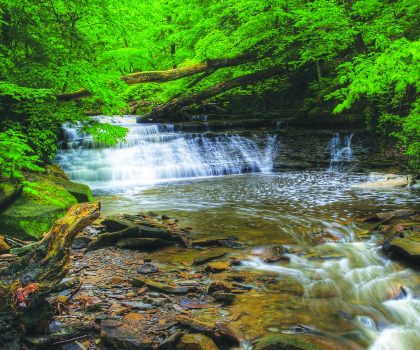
[254, 334, 324, 350]
[0, 181, 22, 208]
[28, 169, 94, 203]
[0, 181, 77, 240]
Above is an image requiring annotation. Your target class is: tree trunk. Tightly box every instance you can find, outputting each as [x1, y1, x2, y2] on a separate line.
[56, 53, 257, 101]
[0, 201, 100, 348]
[147, 66, 284, 120]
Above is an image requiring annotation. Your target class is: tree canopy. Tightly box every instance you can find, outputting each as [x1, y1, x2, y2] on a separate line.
[0, 0, 419, 177]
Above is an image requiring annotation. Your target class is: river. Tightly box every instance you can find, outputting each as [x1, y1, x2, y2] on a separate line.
[55, 116, 420, 349]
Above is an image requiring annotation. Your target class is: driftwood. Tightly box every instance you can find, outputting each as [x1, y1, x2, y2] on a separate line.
[0, 201, 100, 348]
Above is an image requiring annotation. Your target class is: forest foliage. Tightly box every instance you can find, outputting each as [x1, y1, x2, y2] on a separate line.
[0, 0, 419, 178]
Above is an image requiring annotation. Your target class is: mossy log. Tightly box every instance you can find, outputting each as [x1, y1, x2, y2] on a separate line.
[0, 201, 100, 348]
[147, 66, 284, 119]
[56, 53, 256, 101]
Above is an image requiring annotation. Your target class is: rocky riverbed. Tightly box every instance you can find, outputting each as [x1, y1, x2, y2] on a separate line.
[7, 206, 417, 350]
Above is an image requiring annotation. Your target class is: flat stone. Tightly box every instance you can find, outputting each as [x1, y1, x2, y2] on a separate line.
[193, 251, 226, 265]
[176, 333, 218, 350]
[101, 319, 154, 350]
[102, 216, 136, 232]
[121, 301, 154, 310]
[206, 261, 230, 273]
[353, 175, 413, 189]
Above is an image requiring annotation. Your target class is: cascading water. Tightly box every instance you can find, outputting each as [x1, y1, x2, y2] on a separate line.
[55, 116, 277, 189]
[328, 132, 354, 171]
[241, 236, 420, 349]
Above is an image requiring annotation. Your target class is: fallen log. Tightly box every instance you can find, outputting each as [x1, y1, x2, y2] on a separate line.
[147, 66, 284, 119]
[56, 53, 256, 101]
[0, 201, 101, 348]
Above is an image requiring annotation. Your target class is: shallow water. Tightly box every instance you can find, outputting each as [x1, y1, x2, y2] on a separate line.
[93, 172, 419, 349]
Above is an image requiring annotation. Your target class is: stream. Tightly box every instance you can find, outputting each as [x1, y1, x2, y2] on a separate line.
[55, 116, 420, 349]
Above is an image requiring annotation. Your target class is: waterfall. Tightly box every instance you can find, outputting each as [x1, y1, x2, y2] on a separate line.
[55, 116, 277, 189]
[328, 133, 354, 171]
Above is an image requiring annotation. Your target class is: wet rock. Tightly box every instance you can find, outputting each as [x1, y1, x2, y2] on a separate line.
[139, 226, 176, 240]
[353, 175, 413, 189]
[55, 277, 80, 291]
[216, 323, 245, 344]
[101, 319, 154, 350]
[176, 315, 216, 332]
[116, 237, 173, 249]
[72, 236, 92, 249]
[132, 275, 199, 294]
[193, 251, 227, 265]
[0, 235, 10, 254]
[205, 261, 230, 273]
[180, 297, 210, 309]
[207, 281, 232, 294]
[390, 236, 420, 261]
[102, 216, 136, 232]
[176, 333, 219, 350]
[264, 245, 289, 263]
[312, 232, 341, 245]
[253, 334, 323, 350]
[121, 301, 154, 310]
[137, 262, 159, 274]
[123, 313, 144, 321]
[213, 291, 236, 304]
[364, 209, 418, 224]
[161, 215, 170, 220]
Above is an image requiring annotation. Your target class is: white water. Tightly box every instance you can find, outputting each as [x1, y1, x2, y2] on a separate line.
[328, 133, 354, 171]
[55, 116, 277, 189]
[241, 239, 420, 349]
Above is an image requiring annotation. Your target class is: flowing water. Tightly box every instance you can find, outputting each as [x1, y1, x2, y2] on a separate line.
[328, 133, 354, 171]
[56, 117, 420, 349]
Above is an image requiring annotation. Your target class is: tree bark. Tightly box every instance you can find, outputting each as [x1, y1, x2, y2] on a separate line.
[56, 53, 257, 101]
[0, 201, 100, 348]
[146, 66, 284, 120]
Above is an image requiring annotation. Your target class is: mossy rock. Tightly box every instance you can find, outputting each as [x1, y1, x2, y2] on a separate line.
[0, 181, 78, 240]
[0, 181, 22, 208]
[176, 333, 218, 350]
[253, 334, 324, 350]
[390, 234, 420, 262]
[28, 169, 93, 203]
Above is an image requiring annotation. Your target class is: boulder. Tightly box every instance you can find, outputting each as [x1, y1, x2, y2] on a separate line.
[0, 181, 78, 240]
[29, 169, 93, 203]
[0, 182, 22, 208]
[176, 334, 219, 350]
[390, 235, 420, 261]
